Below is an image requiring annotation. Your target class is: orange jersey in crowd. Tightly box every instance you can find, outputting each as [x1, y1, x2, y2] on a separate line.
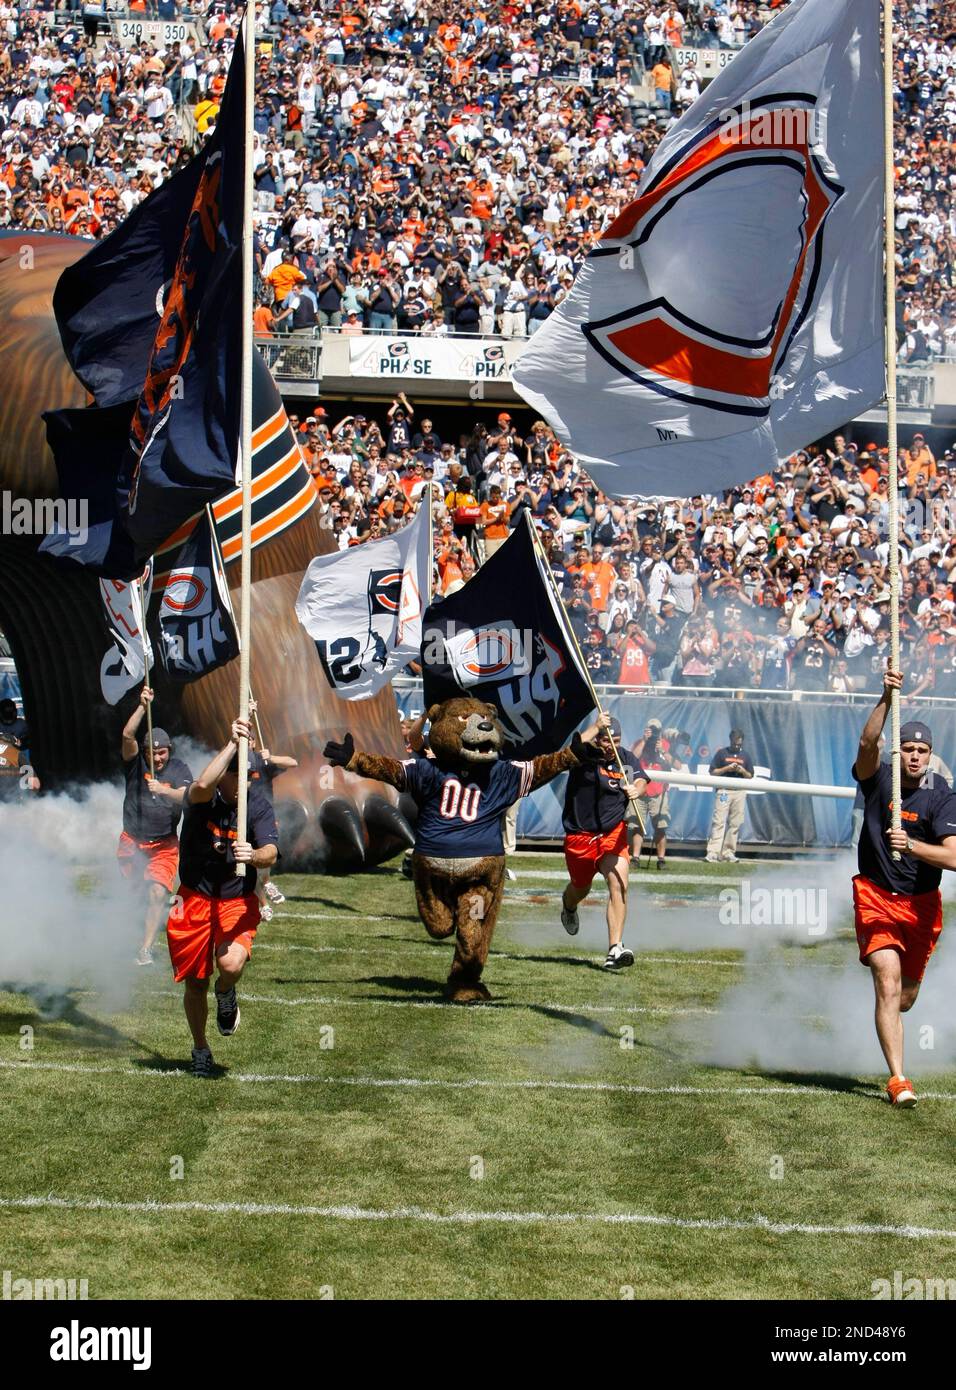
[617, 637, 651, 687]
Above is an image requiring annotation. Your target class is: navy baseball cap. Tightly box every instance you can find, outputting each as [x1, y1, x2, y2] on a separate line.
[900, 721, 932, 748]
[604, 716, 622, 738]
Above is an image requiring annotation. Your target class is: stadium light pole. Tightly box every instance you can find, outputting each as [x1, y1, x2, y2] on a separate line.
[883, 0, 902, 856]
[236, 0, 256, 871]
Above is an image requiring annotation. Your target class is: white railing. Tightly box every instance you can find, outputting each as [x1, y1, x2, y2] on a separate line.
[255, 335, 321, 382]
[391, 676, 956, 707]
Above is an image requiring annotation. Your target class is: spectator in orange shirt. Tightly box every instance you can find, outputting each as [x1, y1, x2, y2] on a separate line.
[467, 178, 494, 220]
[617, 619, 655, 688]
[437, 537, 467, 594]
[253, 298, 276, 336]
[266, 250, 306, 304]
[438, 22, 462, 53]
[480, 484, 510, 559]
[652, 60, 673, 110]
[906, 433, 936, 485]
[858, 450, 882, 492]
[582, 543, 616, 622]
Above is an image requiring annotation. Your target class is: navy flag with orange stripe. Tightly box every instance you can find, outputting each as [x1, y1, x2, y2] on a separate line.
[40, 33, 247, 578]
[156, 512, 239, 681]
[151, 351, 315, 584]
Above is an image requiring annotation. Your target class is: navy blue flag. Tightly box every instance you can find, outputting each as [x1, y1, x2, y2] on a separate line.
[156, 512, 239, 681]
[420, 512, 595, 757]
[41, 32, 246, 577]
[40, 400, 139, 576]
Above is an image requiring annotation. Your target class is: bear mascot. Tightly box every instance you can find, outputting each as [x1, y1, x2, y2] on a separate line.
[325, 698, 604, 1002]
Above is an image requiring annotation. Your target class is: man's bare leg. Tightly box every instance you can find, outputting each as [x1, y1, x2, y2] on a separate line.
[561, 879, 590, 914]
[214, 940, 249, 995]
[601, 852, 629, 949]
[183, 976, 210, 1050]
[868, 947, 921, 1079]
[142, 881, 168, 953]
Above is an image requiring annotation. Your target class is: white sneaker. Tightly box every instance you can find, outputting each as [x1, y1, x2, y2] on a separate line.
[705, 854, 722, 864]
[560, 904, 580, 936]
[505, 867, 518, 882]
[722, 853, 739, 863]
[136, 947, 155, 967]
[604, 943, 635, 970]
[259, 903, 274, 922]
[264, 881, 285, 904]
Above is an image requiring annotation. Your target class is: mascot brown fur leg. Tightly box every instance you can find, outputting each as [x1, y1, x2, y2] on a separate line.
[447, 857, 505, 1004]
[411, 855, 457, 941]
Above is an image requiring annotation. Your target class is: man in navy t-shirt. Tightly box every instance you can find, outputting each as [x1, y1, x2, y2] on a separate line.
[119, 686, 193, 967]
[852, 668, 956, 1107]
[560, 716, 648, 971]
[166, 716, 278, 1077]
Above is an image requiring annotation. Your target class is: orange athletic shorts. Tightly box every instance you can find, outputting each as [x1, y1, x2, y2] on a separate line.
[117, 830, 179, 892]
[852, 874, 943, 983]
[564, 823, 629, 890]
[166, 888, 260, 983]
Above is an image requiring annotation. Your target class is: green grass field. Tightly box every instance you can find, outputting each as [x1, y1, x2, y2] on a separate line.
[2, 853, 956, 1301]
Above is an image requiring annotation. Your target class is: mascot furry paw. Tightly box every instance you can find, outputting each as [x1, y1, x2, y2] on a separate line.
[325, 697, 589, 1002]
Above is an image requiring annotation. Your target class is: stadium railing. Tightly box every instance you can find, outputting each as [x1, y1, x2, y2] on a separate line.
[391, 676, 956, 708]
[255, 335, 321, 384]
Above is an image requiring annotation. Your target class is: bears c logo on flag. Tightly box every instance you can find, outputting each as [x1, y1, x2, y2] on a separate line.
[368, 569, 403, 615]
[163, 568, 211, 617]
[584, 95, 843, 418]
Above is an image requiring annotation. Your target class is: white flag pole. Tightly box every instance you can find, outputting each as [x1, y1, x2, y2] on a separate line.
[883, 0, 902, 856]
[427, 481, 434, 604]
[525, 512, 645, 836]
[237, 3, 255, 873]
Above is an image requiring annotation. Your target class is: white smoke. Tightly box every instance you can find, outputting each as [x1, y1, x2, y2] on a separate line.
[0, 781, 153, 1014]
[510, 856, 956, 1075]
[691, 856, 956, 1075]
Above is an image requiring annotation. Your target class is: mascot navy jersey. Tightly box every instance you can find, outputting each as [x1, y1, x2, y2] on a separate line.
[401, 757, 535, 857]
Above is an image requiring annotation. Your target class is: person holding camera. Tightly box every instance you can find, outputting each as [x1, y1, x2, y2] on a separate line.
[630, 718, 677, 869]
[705, 728, 754, 864]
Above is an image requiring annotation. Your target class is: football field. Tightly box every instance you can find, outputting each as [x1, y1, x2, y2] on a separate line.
[3, 854, 956, 1301]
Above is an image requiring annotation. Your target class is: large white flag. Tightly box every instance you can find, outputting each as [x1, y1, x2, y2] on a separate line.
[512, 0, 883, 497]
[295, 502, 431, 700]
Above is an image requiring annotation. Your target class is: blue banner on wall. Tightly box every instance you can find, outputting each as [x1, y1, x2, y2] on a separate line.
[394, 688, 956, 848]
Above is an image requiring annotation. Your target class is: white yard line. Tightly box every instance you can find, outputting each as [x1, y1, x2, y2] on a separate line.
[504, 872, 741, 886]
[149, 988, 718, 1017]
[254, 941, 742, 970]
[3, 1059, 954, 1103]
[1, 1192, 954, 1239]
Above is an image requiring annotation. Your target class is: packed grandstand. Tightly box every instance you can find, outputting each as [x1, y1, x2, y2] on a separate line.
[2, 0, 956, 695]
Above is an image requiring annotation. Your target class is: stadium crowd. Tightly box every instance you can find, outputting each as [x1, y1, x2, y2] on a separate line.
[1, 1, 950, 354]
[291, 394, 956, 698]
[2, 1, 956, 697]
